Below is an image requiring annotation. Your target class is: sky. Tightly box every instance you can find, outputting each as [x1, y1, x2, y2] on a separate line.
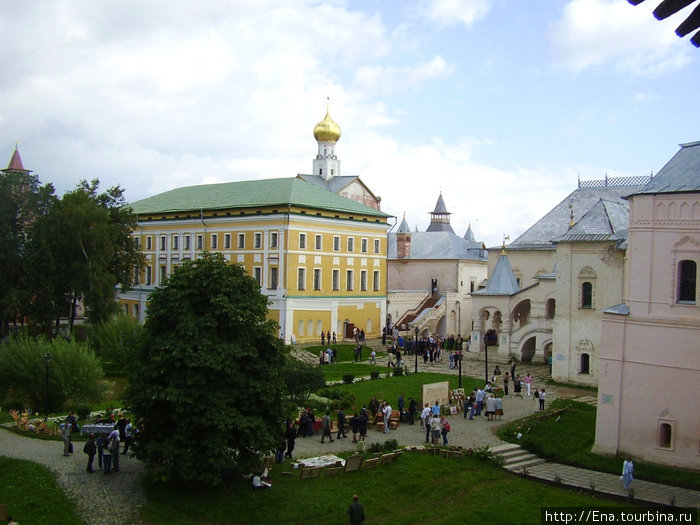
[1, 0, 697, 248]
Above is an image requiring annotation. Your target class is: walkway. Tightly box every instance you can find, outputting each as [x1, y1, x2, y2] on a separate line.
[0, 427, 146, 525]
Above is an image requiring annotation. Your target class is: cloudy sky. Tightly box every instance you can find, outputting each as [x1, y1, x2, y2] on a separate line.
[1, 0, 697, 247]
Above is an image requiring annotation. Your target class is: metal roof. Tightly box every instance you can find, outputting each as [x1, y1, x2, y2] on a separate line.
[554, 199, 629, 243]
[472, 253, 520, 296]
[631, 141, 700, 195]
[129, 176, 390, 218]
[501, 183, 645, 251]
[388, 231, 487, 261]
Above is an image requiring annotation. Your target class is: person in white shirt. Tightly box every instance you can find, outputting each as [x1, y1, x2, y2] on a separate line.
[420, 403, 431, 442]
[382, 402, 392, 433]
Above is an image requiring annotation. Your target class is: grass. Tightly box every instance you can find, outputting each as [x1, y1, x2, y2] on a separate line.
[497, 399, 700, 490]
[319, 362, 389, 382]
[138, 451, 637, 525]
[304, 343, 386, 364]
[0, 456, 85, 525]
[329, 371, 482, 410]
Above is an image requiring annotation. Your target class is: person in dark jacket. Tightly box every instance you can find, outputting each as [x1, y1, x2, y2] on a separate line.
[83, 433, 97, 473]
[336, 409, 347, 439]
[284, 421, 296, 459]
[351, 412, 360, 443]
[347, 494, 365, 525]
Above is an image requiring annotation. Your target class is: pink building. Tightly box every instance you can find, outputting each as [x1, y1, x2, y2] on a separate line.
[594, 141, 700, 469]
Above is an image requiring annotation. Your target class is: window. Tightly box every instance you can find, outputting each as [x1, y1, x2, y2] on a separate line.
[133, 237, 140, 249]
[297, 268, 306, 290]
[299, 233, 307, 250]
[346, 269, 354, 291]
[253, 266, 262, 286]
[373, 270, 380, 291]
[581, 282, 593, 308]
[546, 298, 556, 319]
[374, 239, 380, 254]
[361, 238, 368, 253]
[470, 280, 475, 293]
[298, 319, 304, 336]
[678, 259, 697, 303]
[133, 266, 140, 285]
[580, 353, 590, 374]
[254, 233, 262, 249]
[184, 235, 191, 250]
[211, 234, 218, 250]
[269, 267, 278, 290]
[197, 234, 204, 250]
[146, 266, 152, 285]
[224, 233, 231, 249]
[315, 234, 322, 250]
[146, 236, 152, 250]
[160, 236, 166, 251]
[347, 237, 354, 252]
[313, 269, 321, 290]
[172, 235, 179, 250]
[238, 233, 245, 249]
[360, 270, 367, 291]
[333, 236, 340, 252]
[270, 232, 278, 249]
[332, 269, 340, 291]
[133, 303, 139, 319]
[159, 266, 166, 284]
[658, 422, 673, 449]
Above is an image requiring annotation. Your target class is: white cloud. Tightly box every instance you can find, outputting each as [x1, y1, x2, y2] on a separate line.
[353, 56, 454, 95]
[417, 0, 492, 28]
[549, 0, 692, 75]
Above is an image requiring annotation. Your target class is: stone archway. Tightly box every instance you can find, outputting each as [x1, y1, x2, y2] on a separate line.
[520, 336, 536, 363]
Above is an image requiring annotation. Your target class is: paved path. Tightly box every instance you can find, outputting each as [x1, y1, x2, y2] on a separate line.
[0, 427, 146, 525]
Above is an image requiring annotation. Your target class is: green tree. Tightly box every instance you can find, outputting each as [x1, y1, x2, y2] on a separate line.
[283, 358, 325, 405]
[124, 253, 287, 485]
[26, 179, 143, 330]
[0, 336, 102, 413]
[91, 313, 142, 375]
[0, 168, 56, 336]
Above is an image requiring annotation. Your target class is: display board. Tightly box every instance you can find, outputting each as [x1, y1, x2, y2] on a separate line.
[421, 381, 450, 406]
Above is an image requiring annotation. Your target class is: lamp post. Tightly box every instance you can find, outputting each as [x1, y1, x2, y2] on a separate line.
[455, 300, 461, 336]
[484, 335, 489, 386]
[44, 353, 51, 421]
[414, 325, 419, 374]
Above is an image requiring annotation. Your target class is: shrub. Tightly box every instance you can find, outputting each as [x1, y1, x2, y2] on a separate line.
[370, 371, 380, 380]
[384, 438, 399, 451]
[284, 359, 326, 404]
[367, 442, 384, 453]
[68, 403, 92, 421]
[393, 368, 404, 377]
[342, 373, 355, 384]
[91, 313, 142, 375]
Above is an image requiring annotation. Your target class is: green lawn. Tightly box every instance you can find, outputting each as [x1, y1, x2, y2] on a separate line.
[329, 371, 482, 410]
[139, 452, 637, 525]
[305, 343, 386, 364]
[0, 456, 85, 525]
[497, 399, 700, 490]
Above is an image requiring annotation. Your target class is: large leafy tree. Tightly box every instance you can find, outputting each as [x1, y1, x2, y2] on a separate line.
[124, 253, 287, 485]
[26, 179, 142, 330]
[0, 169, 55, 336]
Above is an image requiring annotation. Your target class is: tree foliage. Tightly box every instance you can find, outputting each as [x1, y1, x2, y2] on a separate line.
[0, 336, 103, 412]
[0, 169, 56, 336]
[283, 358, 325, 404]
[124, 253, 287, 486]
[91, 312, 143, 375]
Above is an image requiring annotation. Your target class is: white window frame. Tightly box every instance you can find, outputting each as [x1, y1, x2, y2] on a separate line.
[270, 232, 278, 249]
[299, 233, 307, 250]
[346, 269, 354, 291]
[347, 237, 354, 252]
[254, 232, 262, 249]
[297, 267, 306, 290]
[224, 233, 231, 249]
[333, 236, 340, 252]
[238, 233, 245, 249]
[361, 238, 368, 253]
[313, 268, 322, 290]
[315, 234, 322, 250]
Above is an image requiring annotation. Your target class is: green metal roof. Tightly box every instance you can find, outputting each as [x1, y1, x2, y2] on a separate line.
[129, 176, 390, 218]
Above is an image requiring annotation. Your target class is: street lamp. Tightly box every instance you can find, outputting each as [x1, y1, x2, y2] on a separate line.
[413, 325, 419, 374]
[44, 353, 51, 421]
[484, 334, 489, 386]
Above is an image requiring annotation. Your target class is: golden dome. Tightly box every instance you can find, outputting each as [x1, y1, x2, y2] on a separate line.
[313, 108, 341, 142]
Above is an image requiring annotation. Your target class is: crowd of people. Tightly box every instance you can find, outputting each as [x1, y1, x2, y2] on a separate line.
[59, 411, 135, 475]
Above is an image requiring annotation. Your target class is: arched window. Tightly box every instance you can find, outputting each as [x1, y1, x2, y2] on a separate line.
[580, 353, 590, 374]
[659, 422, 673, 449]
[678, 259, 697, 303]
[546, 298, 556, 319]
[297, 319, 305, 336]
[581, 282, 593, 308]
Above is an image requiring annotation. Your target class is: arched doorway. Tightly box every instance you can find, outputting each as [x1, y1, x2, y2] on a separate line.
[520, 337, 536, 363]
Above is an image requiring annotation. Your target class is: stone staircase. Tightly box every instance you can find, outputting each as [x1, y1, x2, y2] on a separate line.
[491, 442, 546, 472]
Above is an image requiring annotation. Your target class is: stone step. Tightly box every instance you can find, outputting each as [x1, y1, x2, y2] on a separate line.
[504, 457, 547, 471]
[500, 448, 532, 460]
[490, 442, 522, 454]
[502, 452, 540, 465]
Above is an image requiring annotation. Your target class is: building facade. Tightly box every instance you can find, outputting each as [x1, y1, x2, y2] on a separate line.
[594, 141, 700, 469]
[119, 109, 390, 344]
[387, 194, 487, 339]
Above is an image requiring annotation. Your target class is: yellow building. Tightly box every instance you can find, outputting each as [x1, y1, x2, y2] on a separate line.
[119, 110, 390, 344]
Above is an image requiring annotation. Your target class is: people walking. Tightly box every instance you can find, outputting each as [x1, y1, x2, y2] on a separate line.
[622, 457, 634, 490]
